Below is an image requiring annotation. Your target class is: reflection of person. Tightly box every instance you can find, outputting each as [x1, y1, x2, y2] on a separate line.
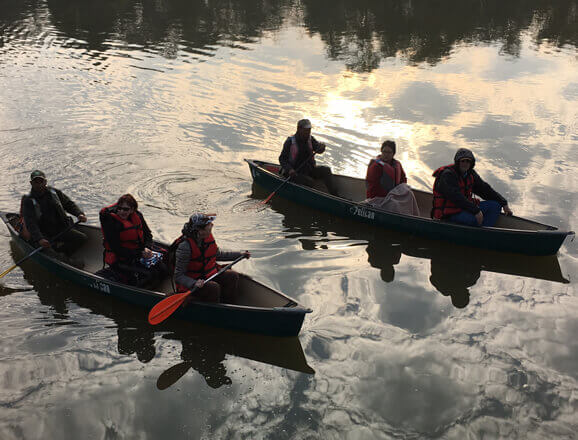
[173, 213, 250, 303]
[366, 239, 402, 283]
[99, 194, 167, 286]
[431, 148, 513, 226]
[364, 140, 419, 215]
[180, 337, 231, 388]
[429, 257, 480, 308]
[20, 170, 88, 265]
[279, 118, 338, 195]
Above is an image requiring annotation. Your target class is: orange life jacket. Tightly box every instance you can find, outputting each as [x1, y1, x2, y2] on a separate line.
[431, 165, 479, 219]
[174, 234, 218, 292]
[366, 157, 403, 198]
[100, 204, 144, 265]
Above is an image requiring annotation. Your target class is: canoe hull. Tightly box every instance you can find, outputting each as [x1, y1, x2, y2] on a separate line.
[1, 212, 310, 337]
[246, 159, 573, 256]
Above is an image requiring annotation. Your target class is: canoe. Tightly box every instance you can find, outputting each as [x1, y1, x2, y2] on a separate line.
[245, 159, 574, 256]
[1, 211, 311, 337]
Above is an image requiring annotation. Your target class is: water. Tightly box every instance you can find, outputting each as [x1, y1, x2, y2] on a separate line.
[0, 0, 576, 438]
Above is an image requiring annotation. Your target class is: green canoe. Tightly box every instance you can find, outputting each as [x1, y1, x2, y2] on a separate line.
[245, 159, 574, 256]
[1, 211, 311, 337]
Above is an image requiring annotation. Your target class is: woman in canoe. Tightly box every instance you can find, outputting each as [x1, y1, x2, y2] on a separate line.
[172, 213, 250, 303]
[364, 140, 420, 215]
[99, 194, 167, 286]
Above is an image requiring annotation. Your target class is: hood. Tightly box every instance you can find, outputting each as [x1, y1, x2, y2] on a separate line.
[453, 148, 476, 169]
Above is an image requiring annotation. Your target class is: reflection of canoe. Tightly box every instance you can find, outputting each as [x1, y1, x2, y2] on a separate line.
[1, 212, 311, 336]
[246, 159, 574, 256]
[257, 185, 570, 285]
[9, 259, 314, 383]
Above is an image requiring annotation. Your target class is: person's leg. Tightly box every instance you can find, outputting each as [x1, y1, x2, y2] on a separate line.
[311, 166, 338, 195]
[194, 281, 221, 303]
[479, 201, 502, 227]
[216, 269, 240, 304]
[54, 228, 88, 256]
[447, 210, 479, 227]
[292, 173, 316, 188]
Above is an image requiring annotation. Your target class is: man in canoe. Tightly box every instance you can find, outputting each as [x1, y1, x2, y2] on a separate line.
[172, 213, 250, 303]
[279, 118, 338, 195]
[431, 148, 513, 226]
[20, 170, 87, 265]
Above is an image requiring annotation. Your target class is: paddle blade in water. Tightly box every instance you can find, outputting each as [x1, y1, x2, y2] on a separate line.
[148, 291, 191, 325]
[156, 362, 192, 390]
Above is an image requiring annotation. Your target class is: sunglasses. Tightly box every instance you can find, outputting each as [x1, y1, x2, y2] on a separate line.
[117, 206, 132, 212]
[459, 159, 472, 163]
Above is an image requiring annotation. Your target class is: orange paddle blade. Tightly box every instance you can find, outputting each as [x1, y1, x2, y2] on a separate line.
[148, 291, 191, 325]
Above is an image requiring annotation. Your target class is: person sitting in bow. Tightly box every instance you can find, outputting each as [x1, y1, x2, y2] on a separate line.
[431, 148, 513, 227]
[20, 170, 88, 266]
[172, 213, 250, 304]
[99, 194, 166, 286]
[279, 118, 338, 196]
[364, 140, 419, 215]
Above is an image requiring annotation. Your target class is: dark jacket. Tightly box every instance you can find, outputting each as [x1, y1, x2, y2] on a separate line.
[434, 148, 507, 215]
[21, 186, 84, 242]
[100, 209, 153, 263]
[279, 134, 323, 176]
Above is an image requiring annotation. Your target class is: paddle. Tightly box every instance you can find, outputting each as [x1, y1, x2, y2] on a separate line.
[261, 152, 316, 205]
[148, 254, 248, 325]
[0, 220, 81, 279]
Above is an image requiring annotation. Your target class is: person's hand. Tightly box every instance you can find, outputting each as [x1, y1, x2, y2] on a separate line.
[39, 238, 51, 248]
[142, 248, 153, 258]
[242, 250, 251, 259]
[194, 279, 205, 289]
[77, 214, 87, 223]
[475, 211, 484, 226]
[316, 143, 326, 154]
[288, 169, 296, 177]
[502, 205, 513, 216]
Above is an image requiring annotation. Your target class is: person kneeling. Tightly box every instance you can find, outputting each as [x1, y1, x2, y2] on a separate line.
[99, 194, 167, 287]
[172, 213, 250, 303]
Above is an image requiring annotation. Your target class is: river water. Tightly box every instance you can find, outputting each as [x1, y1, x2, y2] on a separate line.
[0, 1, 576, 439]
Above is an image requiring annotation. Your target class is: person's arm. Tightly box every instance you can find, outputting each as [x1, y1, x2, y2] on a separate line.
[398, 161, 407, 184]
[279, 137, 294, 173]
[138, 212, 154, 249]
[437, 170, 480, 214]
[174, 240, 197, 289]
[365, 161, 383, 198]
[311, 136, 325, 154]
[100, 212, 141, 261]
[21, 196, 44, 242]
[55, 188, 84, 218]
[471, 171, 508, 207]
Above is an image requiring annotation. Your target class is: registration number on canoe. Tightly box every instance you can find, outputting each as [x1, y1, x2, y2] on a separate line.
[350, 205, 375, 220]
[91, 280, 111, 294]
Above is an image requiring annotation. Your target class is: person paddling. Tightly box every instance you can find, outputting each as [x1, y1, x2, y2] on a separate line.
[172, 213, 250, 303]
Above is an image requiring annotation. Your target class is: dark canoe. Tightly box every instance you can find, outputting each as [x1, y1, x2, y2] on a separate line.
[1, 211, 311, 337]
[245, 159, 575, 256]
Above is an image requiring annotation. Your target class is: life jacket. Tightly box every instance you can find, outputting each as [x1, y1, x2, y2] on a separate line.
[431, 164, 479, 219]
[288, 135, 314, 168]
[173, 234, 218, 293]
[366, 157, 403, 198]
[100, 204, 144, 265]
[18, 188, 65, 240]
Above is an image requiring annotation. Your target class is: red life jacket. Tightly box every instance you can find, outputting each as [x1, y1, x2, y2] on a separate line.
[366, 157, 403, 198]
[100, 204, 144, 265]
[431, 165, 479, 219]
[174, 234, 218, 292]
